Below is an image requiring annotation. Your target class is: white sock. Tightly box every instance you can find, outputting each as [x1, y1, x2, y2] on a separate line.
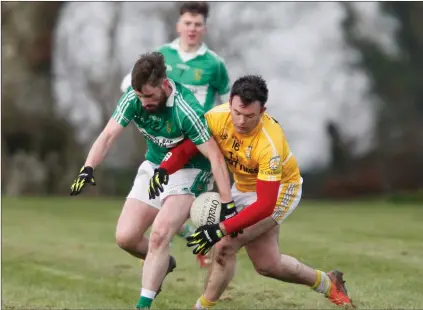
[313, 271, 331, 296]
[140, 288, 156, 299]
[195, 299, 204, 310]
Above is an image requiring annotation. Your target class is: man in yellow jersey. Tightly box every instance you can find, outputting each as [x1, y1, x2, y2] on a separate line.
[149, 75, 355, 309]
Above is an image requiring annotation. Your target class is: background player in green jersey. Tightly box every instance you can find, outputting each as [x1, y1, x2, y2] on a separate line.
[121, 2, 230, 110]
[120, 2, 230, 268]
[70, 52, 235, 309]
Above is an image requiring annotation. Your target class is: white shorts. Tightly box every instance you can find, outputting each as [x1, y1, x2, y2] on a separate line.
[127, 160, 214, 210]
[231, 178, 303, 225]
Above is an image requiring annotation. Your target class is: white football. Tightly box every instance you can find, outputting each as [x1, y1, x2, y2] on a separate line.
[190, 192, 221, 228]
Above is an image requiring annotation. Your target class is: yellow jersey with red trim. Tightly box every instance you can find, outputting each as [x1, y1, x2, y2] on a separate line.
[205, 103, 301, 192]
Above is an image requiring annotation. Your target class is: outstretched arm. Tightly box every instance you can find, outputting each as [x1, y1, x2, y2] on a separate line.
[70, 118, 125, 196]
[84, 118, 125, 169]
[70, 88, 136, 196]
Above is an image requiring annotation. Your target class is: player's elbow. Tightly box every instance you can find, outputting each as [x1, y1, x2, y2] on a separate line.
[102, 119, 123, 145]
[246, 202, 275, 227]
[99, 130, 114, 147]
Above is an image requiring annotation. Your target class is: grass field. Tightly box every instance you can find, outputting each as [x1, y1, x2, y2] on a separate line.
[2, 196, 423, 309]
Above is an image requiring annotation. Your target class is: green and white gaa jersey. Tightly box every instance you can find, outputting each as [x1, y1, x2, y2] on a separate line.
[112, 79, 211, 171]
[157, 39, 230, 112]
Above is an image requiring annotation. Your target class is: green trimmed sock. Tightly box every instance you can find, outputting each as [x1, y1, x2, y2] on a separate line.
[136, 289, 156, 309]
[177, 223, 196, 239]
[136, 296, 153, 309]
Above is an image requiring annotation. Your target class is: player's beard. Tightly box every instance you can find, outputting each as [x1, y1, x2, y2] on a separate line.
[157, 90, 168, 112]
[146, 90, 168, 114]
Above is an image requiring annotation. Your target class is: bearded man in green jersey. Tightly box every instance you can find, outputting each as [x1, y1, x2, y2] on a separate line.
[70, 52, 236, 309]
[120, 2, 230, 268]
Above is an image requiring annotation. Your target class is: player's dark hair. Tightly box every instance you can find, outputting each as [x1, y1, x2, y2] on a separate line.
[180, 2, 209, 21]
[230, 75, 269, 107]
[131, 52, 167, 91]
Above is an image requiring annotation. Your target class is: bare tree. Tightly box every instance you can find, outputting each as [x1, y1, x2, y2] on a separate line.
[85, 2, 123, 126]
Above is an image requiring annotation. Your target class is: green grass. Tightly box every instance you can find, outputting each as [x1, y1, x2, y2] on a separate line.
[2, 196, 423, 309]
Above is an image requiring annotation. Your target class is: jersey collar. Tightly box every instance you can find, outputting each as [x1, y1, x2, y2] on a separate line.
[165, 79, 177, 107]
[169, 38, 208, 57]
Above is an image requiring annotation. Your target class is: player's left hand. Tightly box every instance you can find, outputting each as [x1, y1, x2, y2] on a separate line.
[220, 201, 243, 238]
[148, 167, 169, 199]
[70, 166, 96, 196]
[186, 223, 224, 255]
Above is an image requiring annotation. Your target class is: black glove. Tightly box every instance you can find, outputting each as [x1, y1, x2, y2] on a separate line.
[186, 223, 225, 255]
[220, 201, 243, 238]
[70, 166, 96, 196]
[220, 201, 237, 221]
[148, 167, 169, 199]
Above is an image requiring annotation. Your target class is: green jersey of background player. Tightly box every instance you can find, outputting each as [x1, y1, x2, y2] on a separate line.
[121, 2, 230, 112]
[70, 51, 234, 309]
[120, 2, 230, 268]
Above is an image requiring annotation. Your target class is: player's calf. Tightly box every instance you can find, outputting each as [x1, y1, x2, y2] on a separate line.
[139, 195, 193, 309]
[194, 237, 239, 309]
[252, 253, 316, 284]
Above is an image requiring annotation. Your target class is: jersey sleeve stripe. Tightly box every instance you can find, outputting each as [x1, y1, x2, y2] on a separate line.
[281, 183, 296, 207]
[175, 96, 204, 139]
[262, 126, 278, 157]
[281, 151, 293, 165]
[175, 104, 184, 130]
[114, 91, 135, 124]
[178, 99, 210, 143]
[176, 95, 211, 143]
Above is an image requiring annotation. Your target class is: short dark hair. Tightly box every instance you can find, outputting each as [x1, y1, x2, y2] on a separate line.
[230, 75, 269, 107]
[131, 52, 167, 91]
[180, 2, 209, 21]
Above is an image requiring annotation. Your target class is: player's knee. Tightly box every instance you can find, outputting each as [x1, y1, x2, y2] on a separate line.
[149, 225, 171, 251]
[214, 241, 237, 266]
[252, 253, 280, 277]
[215, 240, 236, 256]
[254, 260, 277, 277]
[115, 229, 137, 252]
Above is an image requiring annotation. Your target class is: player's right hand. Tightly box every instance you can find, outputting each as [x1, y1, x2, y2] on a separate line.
[148, 167, 169, 200]
[70, 166, 96, 196]
[186, 223, 224, 256]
